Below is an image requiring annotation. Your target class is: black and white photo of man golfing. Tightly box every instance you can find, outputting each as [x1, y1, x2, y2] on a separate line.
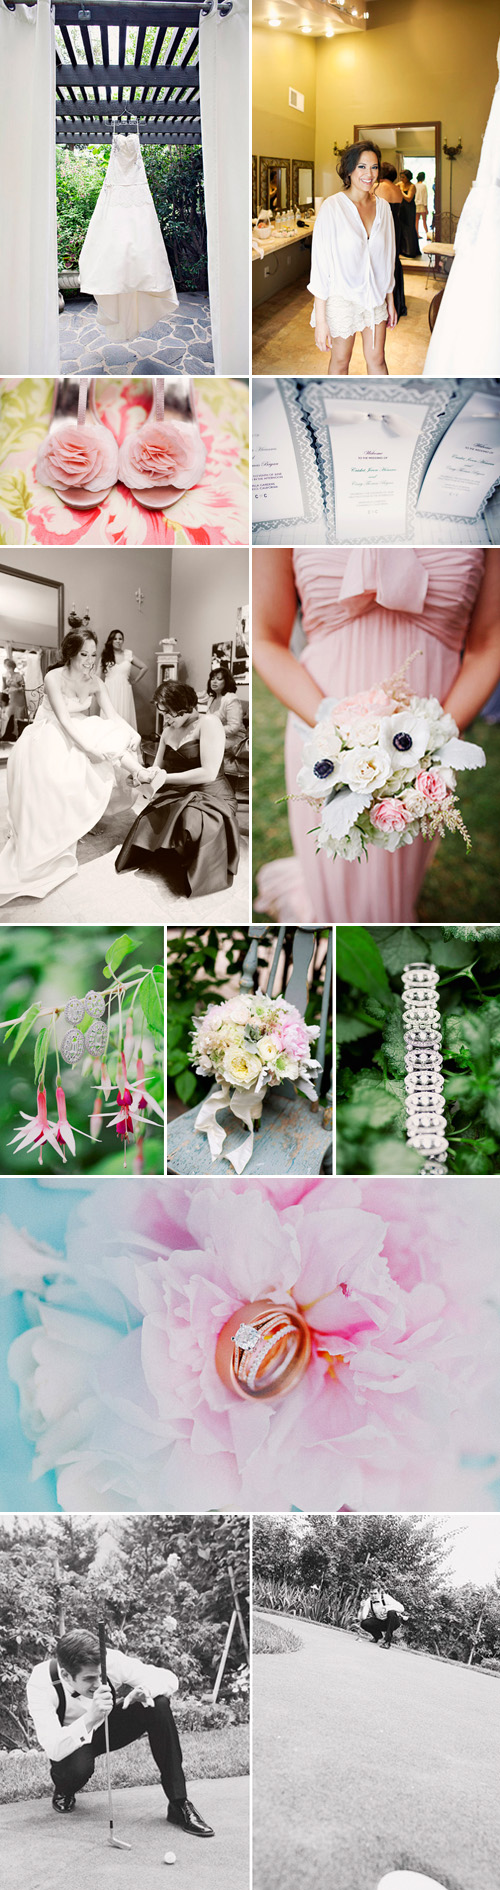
[359, 1585, 409, 1650]
[27, 1626, 214, 1838]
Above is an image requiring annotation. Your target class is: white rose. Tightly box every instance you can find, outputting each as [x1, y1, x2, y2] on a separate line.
[222, 1048, 262, 1089]
[257, 1037, 279, 1064]
[337, 748, 392, 793]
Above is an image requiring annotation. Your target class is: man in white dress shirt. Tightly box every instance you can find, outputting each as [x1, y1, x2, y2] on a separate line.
[359, 1586, 408, 1649]
[27, 1628, 214, 1836]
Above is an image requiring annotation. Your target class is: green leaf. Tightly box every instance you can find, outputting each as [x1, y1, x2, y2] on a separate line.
[336, 1016, 377, 1043]
[175, 1069, 198, 1104]
[167, 1048, 191, 1076]
[139, 967, 164, 1036]
[429, 937, 478, 969]
[336, 928, 390, 1000]
[372, 927, 428, 976]
[6, 1004, 41, 1063]
[104, 934, 136, 976]
[34, 1026, 51, 1084]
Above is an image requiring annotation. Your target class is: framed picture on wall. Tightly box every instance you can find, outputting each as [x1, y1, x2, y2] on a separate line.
[235, 606, 249, 660]
[211, 640, 233, 668]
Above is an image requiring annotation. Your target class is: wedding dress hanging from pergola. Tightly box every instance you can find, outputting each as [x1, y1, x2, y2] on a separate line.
[79, 129, 179, 343]
[0, 0, 60, 373]
[423, 39, 500, 375]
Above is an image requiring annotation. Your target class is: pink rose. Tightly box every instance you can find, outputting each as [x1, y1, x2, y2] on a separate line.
[118, 421, 206, 492]
[370, 798, 408, 834]
[415, 769, 448, 803]
[279, 1020, 311, 1059]
[36, 423, 118, 492]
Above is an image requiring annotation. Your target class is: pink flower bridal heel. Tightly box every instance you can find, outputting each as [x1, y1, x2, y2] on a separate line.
[35, 378, 118, 509]
[118, 376, 206, 510]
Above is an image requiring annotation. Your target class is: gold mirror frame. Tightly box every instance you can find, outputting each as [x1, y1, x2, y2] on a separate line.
[258, 155, 291, 214]
[292, 158, 315, 211]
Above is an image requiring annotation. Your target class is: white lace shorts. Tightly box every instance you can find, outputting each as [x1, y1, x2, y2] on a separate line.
[325, 293, 388, 339]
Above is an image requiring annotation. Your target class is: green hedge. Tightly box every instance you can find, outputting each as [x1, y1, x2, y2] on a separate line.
[56, 144, 207, 294]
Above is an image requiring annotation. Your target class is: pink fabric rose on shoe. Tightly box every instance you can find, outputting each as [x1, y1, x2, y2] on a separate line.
[36, 423, 119, 492]
[118, 420, 206, 492]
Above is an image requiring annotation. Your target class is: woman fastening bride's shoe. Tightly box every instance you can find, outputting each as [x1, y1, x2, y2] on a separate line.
[0, 626, 154, 905]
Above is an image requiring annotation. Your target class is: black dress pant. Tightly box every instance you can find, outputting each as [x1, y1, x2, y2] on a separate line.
[50, 1696, 186, 1801]
[360, 1609, 401, 1648]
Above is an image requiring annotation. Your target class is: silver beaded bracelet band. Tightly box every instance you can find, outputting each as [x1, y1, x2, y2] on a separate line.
[402, 963, 448, 1175]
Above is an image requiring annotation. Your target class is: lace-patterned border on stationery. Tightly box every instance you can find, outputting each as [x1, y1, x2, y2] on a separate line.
[252, 381, 324, 541]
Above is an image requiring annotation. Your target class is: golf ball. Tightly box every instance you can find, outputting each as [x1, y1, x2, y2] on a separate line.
[163, 1852, 176, 1865]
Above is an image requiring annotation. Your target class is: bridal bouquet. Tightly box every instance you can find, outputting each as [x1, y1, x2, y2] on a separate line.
[191, 992, 321, 1172]
[296, 656, 486, 862]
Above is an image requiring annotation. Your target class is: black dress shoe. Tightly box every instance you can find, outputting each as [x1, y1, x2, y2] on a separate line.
[167, 1798, 214, 1838]
[52, 1789, 76, 1813]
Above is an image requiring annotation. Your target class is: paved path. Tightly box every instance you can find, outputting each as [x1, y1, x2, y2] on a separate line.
[1, 1776, 247, 1890]
[253, 1614, 500, 1890]
[59, 293, 214, 374]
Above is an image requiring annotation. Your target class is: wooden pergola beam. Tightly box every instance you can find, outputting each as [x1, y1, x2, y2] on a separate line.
[55, 3, 201, 19]
[56, 131, 200, 144]
[56, 61, 199, 84]
[56, 98, 200, 116]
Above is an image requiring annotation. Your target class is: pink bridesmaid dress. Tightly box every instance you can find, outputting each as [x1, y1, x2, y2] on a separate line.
[257, 547, 486, 923]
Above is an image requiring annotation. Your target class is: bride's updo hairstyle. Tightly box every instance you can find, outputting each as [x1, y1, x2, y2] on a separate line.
[52, 628, 98, 670]
[155, 680, 198, 717]
[337, 140, 381, 190]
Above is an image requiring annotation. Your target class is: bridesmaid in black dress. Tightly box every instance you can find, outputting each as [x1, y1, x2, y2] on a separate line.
[116, 680, 240, 896]
[399, 169, 421, 258]
[376, 164, 407, 317]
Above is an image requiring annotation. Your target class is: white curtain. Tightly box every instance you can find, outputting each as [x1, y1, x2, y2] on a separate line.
[0, 0, 60, 373]
[423, 38, 500, 375]
[199, 0, 249, 376]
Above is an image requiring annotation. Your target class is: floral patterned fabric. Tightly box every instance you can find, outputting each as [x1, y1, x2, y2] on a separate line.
[0, 378, 249, 546]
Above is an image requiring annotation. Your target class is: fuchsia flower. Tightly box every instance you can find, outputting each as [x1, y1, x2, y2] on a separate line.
[130, 1057, 164, 1121]
[1, 1178, 499, 1514]
[8, 1088, 65, 1166]
[55, 1087, 76, 1160]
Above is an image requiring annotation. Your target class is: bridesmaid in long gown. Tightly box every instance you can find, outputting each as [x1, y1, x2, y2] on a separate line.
[376, 165, 407, 317]
[399, 171, 421, 258]
[253, 548, 500, 922]
[100, 629, 147, 729]
[116, 679, 240, 897]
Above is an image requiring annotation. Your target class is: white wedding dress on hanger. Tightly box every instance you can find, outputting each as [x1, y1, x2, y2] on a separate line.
[79, 129, 179, 343]
[423, 39, 500, 375]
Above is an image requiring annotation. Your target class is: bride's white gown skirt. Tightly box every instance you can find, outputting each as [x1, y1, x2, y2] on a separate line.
[0, 700, 137, 903]
[79, 133, 179, 343]
[424, 44, 500, 374]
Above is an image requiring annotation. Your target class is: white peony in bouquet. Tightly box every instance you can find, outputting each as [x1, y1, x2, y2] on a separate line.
[190, 991, 321, 1172]
[295, 653, 486, 861]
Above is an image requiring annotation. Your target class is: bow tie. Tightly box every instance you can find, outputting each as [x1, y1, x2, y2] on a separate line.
[339, 548, 429, 616]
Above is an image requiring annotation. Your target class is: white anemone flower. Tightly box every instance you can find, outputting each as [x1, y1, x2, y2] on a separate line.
[378, 710, 431, 769]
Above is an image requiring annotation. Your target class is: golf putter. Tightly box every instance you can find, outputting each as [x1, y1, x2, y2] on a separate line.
[98, 1623, 131, 1851]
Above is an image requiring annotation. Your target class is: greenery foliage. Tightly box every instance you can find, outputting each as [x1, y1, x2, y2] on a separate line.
[253, 1515, 500, 1668]
[336, 924, 500, 1174]
[0, 928, 164, 1174]
[167, 928, 332, 1110]
[253, 1618, 303, 1656]
[56, 145, 207, 293]
[0, 1513, 249, 1751]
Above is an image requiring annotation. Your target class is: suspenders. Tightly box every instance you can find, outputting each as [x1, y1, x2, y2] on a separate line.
[49, 1655, 117, 1726]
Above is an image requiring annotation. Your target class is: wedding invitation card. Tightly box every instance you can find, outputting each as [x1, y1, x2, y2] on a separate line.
[252, 382, 307, 523]
[323, 399, 431, 541]
[416, 394, 500, 518]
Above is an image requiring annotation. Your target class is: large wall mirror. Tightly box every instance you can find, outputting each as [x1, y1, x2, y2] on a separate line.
[259, 156, 291, 214]
[0, 565, 64, 745]
[354, 122, 441, 233]
[292, 159, 315, 211]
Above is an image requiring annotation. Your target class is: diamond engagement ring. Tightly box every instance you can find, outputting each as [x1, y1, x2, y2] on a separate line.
[402, 963, 448, 1174]
[215, 1298, 312, 1400]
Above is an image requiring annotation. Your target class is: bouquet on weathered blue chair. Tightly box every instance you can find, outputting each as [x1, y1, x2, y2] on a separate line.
[190, 991, 321, 1172]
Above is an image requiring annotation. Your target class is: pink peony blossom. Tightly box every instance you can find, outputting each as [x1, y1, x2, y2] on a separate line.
[1, 1178, 499, 1514]
[278, 1020, 312, 1060]
[118, 421, 206, 492]
[370, 798, 408, 834]
[415, 769, 449, 803]
[36, 423, 119, 493]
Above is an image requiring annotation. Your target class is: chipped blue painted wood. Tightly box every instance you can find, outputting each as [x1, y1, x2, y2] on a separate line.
[167, 1090, 332, 1175]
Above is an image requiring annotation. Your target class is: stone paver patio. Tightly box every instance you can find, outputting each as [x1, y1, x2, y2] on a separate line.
[59, 292, 214, 375]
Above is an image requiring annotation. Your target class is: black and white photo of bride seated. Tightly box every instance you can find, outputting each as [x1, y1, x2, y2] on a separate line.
[0, 548, 249, 923]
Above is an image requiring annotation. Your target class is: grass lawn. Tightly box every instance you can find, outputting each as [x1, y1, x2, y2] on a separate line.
[0, 1724, 248, 1805]
[252, 683, 500, 921]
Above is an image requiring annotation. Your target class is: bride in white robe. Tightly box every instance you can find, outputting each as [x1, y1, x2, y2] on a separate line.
[423, 38, 500, 375]
[79, 128, 179, 344]
[0, 629, 152, 904]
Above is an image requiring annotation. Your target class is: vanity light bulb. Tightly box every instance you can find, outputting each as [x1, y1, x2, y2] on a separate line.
[325, 22, 334, 32]
[302, 20, 311, 28]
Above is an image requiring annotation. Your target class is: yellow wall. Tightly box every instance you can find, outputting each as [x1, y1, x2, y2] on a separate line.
[315, 0, 500, 207]
[252, 29, 317, 191]
[253, 0, 499, 215]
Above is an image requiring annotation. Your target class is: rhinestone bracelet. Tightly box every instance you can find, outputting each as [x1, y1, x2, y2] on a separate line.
[402, 963, 448, 1175]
